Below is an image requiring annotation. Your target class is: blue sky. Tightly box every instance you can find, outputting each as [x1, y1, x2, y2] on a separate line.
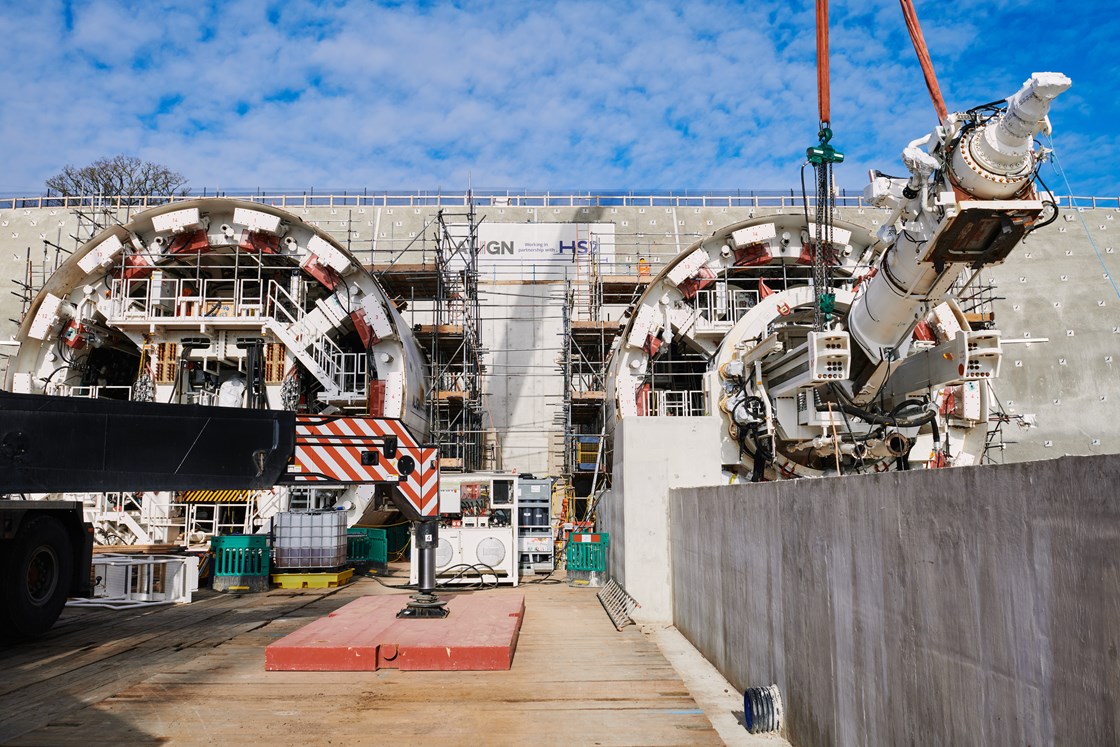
[0, 0, 1116, 196]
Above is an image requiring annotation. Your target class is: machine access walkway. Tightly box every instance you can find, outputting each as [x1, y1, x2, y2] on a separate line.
[0, 568, 740, 746]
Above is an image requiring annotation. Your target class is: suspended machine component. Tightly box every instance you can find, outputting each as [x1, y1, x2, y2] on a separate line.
[607, 73, 1070, 480]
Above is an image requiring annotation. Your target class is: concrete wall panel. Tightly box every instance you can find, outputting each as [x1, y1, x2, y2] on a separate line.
[604, 415, 722, 621]
[0, 198, 1116, 473]
[670, 455, 1120, 746]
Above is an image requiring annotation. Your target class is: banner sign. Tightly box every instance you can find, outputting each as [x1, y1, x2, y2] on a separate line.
[468, 223, 616, 280]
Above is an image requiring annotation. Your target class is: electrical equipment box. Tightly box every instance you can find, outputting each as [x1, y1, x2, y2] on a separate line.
[516, 477, 554, 575]
[410, 471, 520, 586]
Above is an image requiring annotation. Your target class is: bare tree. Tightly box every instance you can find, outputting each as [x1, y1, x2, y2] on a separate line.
[46, 155, 190, 200]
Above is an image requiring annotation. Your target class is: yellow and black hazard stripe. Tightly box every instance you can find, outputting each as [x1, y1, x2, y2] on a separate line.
[179, 489, 254, 503]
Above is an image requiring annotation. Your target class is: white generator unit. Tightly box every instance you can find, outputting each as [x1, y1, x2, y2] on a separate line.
[410, 472, 519, 586]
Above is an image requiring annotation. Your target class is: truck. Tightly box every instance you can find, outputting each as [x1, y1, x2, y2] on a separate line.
[0, 389, 443, 638]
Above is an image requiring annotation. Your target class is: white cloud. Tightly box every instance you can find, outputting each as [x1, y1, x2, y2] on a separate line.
[0, 0, 1114, 196]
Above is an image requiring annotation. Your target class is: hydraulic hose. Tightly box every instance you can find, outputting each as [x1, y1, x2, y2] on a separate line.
[833, 401, 937, 429]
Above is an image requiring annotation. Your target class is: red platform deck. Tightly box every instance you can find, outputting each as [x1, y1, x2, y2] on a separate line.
[265, 592, 525, 671]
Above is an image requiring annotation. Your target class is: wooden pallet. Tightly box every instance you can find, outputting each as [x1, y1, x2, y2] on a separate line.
[92, 544, 182, 555]
[270, 569, 354, 589]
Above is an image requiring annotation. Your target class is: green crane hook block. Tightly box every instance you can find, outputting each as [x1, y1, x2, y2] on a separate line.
[819, 292, 836, 321]
[807, 127, 845, 165]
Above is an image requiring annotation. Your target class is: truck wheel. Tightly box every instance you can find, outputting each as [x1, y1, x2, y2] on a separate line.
[0, 515, 74, 639]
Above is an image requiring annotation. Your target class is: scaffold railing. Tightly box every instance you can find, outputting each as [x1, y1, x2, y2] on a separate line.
[4, 190, 1115, 211]
[642, 389, 707, 418]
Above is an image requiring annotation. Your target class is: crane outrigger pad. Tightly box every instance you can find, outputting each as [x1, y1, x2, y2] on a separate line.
[265, 593, 525, 671]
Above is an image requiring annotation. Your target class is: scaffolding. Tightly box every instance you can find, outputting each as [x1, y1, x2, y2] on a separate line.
[561, 280, 611, 481]
[952, 268, 1001, 330]
[7, 206, 111, 328]
[414, 204, 487, 471]
[569, 223, 604, 323]
[10, 245, 61, 327]
[953, 269, 1012, 465]
[561, 223, 608, 496]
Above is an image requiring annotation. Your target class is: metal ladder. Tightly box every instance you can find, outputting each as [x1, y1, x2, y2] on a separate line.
[597, 577, 640, 631]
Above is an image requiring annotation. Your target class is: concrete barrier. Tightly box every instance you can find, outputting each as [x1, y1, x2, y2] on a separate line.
[670, 454, 1120, 746]
[600, 415, 722, 622]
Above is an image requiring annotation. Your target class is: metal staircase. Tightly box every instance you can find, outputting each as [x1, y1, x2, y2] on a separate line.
[264, 283, 366, 401]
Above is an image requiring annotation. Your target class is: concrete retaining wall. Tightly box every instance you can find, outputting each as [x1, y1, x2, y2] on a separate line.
[1, 201, 1117, 467]
[670, 455, 1120, 746]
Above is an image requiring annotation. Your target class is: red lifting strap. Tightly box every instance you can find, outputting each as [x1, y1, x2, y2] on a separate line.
[900, 0, 948, 123]
[816, 0, 830, 124]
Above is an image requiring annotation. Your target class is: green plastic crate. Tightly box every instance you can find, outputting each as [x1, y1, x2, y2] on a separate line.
[566, 533, 609, 572]
[212, 534, 270, 576]
[384, 522, 410, 560]
[211, 534, 270, 592]
[347, 527, 388, 569]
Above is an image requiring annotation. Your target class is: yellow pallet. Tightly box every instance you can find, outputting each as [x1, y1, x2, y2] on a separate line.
[271, 569, 354, 589]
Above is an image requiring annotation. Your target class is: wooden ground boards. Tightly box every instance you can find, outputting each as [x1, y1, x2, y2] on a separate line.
[0, 569, 723, 746]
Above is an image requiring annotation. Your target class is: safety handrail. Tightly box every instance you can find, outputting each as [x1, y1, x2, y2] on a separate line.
[4, 191, 1116, 211]
[265, 280, 303, 325]
[692, 287, 759, 326]
[643, 388, 706, 417]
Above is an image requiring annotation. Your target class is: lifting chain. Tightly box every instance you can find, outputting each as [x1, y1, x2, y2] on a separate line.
[808, 0, 844, 332]
[807, 126, 843, 331]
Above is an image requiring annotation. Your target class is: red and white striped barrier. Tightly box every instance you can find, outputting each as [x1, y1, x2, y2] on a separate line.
[289, 414, 439, 517]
